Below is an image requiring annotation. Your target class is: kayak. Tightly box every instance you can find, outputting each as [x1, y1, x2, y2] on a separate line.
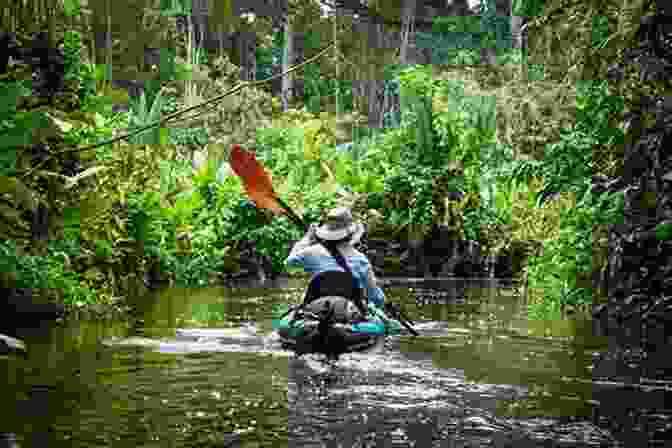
[272, 295, 405, 358]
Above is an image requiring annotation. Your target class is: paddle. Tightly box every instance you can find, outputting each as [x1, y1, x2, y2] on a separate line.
[229, 144, 418, 336]
[229, 144, 307, 231]
[384, 303, 419, 336]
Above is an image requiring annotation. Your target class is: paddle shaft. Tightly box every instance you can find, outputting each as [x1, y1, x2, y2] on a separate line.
[274, 195, 308, 232]
[404, 321, 419, 336]
[385, 305, 419, 336]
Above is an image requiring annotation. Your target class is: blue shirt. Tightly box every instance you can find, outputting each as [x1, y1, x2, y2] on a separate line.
[285, 241, 386, 307]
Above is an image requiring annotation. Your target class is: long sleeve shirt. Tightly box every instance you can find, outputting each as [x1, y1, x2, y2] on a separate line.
[285, 234, 386, 307]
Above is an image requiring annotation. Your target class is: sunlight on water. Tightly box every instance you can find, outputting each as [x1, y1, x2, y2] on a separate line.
[334, 384, 450, 405]
[338, 353, 466, 385]
[0, 282, 647, 447]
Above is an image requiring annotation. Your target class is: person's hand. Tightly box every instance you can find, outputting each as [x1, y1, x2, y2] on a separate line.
[350, 224, 365, 245]
[306, 224, 318, 242]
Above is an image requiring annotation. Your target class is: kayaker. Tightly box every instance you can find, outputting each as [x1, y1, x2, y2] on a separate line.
[285, 207, 386, 308]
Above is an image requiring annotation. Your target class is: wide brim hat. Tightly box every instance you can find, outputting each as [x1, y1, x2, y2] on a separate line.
[315, 207, 365, 244]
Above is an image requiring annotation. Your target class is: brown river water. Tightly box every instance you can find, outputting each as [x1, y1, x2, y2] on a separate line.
[1, 278, 669, 447]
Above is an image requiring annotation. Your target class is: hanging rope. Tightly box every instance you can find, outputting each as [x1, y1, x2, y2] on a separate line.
[21, 40, 337, 179]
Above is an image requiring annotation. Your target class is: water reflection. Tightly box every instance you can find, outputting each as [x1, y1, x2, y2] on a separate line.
[0, 279, 660, 446]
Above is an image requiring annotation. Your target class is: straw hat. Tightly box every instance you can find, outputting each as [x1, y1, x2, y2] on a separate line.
[315, 207, 365, 243]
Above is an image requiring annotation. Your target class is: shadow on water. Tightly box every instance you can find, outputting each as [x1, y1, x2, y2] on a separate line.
[0, 277, 668, 446]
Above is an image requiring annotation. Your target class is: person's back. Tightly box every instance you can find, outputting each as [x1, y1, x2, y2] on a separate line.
[285, 207, 385, 307]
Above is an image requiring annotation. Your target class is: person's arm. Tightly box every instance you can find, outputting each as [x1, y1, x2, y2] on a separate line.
[365, 263, 386, 307]
[285, 224, 318, 266]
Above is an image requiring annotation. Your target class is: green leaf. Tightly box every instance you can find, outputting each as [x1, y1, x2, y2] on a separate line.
[62, 0, 81, 17]
[655, 222, 672, 241]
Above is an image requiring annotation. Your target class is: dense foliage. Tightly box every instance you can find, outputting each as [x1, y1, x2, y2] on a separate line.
[0, 1, 631, 321]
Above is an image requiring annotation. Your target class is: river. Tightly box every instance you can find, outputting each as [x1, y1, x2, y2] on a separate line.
[1, 278, 668, 447]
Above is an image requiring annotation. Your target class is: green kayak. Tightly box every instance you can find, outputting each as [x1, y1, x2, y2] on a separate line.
[273, 296, 404, 357]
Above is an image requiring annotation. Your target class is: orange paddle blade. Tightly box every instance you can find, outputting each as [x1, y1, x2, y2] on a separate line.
[229, 144, 287, 215]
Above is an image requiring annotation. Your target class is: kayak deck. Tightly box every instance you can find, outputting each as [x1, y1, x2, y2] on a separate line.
[273, 300, 403, 357]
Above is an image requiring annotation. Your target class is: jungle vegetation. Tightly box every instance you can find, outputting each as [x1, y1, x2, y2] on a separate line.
[0, 0, 644, 319]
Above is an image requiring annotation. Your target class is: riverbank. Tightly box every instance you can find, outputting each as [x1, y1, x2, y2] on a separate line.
[56, 271, 528, 323]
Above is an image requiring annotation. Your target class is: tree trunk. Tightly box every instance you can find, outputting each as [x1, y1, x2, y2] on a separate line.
[381, 22, 400, 128]
[333, 5, 341, 116]
[344, 14, 401, 129]
[105, 0, 113, 83]
[366, 21, 385, 128]
[281, 16, 294, 111]
[293, 31, 305, 100]
[192, 0, 208, 49]
[510, 15, 527, 51]
[219, 23, 225, 57]
[238, 30, 257, 82]
[47, 0, 57, 42]
[90, 0, 111, 77]
[510, 12, 528, 79]
[399, 0, 417, 65]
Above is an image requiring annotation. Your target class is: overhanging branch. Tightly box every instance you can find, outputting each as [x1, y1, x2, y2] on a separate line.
[20, 41, 337, 179]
